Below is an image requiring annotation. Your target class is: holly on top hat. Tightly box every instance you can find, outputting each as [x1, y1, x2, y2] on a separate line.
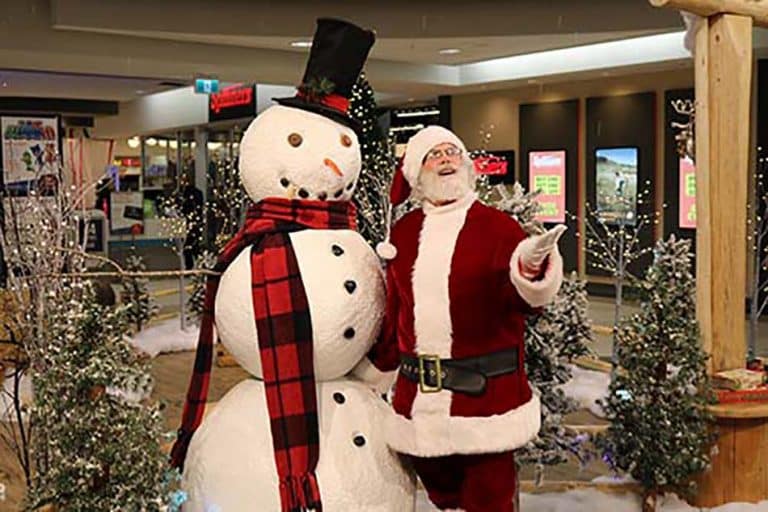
[275, 18, 376, 132]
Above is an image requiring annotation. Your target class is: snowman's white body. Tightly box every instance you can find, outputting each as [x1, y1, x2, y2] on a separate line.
[183, 378, 415, 512]
[181, 105, 415, 511]
[214, 229, 385, 380]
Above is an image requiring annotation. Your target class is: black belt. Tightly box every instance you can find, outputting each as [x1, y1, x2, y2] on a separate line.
[400, 348, 519, 396]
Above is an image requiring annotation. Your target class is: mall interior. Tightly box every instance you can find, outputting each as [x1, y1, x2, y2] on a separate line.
[2, 0, 768, 510]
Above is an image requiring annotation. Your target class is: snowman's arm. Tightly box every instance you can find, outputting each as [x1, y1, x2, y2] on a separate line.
[352, 264, 400, 394]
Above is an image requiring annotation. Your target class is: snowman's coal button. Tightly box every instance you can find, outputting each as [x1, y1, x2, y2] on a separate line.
[353, 435, 366, 447]
[298, 188, 309, 199]
[344, 280, 357, 294]
[280, 177, 290, 188]
[346, 181, 355, 191]
[333, 189, 344, 199]
[332, 244, 344, 256]
[318, 192, 328, 201]
[333, 392, 345, 404]
[344, 327, 355, 339]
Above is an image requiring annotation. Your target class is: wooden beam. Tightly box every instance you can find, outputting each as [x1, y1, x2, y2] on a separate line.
[649, 0, 768, 27]
[696, 14, 753, 373]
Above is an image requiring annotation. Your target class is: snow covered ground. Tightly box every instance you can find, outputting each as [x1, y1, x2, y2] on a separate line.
[128, 317, 201, 358]
[416, 489, 768, 511]
[559, 363, 610, 418]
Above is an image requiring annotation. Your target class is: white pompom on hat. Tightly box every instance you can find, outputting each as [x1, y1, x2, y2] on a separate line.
[401, 125, 467, 187]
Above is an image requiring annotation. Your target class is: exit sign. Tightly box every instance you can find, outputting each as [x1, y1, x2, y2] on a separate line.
[195, 78, 220, 94]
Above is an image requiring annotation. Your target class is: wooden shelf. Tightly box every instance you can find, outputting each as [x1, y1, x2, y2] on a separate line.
[708, 401, 768, 419]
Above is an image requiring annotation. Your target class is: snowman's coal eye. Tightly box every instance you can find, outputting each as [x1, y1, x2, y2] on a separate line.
[288, 133, 303, 147]
[341, 134, 352, 148]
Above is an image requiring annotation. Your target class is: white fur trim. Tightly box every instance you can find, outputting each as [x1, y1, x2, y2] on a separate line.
[509, 241, 563, 308]
[387, 393, 541, 457]
[376, 241, 397, 260]
[352, 357, 397, 396]
[411, 196, 473, 422]
[403, 126, 467, 187]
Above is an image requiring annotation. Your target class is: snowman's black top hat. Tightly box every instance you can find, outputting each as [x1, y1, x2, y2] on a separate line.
[275, 18, 375, 132]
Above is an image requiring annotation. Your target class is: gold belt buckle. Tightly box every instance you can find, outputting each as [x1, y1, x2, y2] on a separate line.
[418, 354, 443, 393]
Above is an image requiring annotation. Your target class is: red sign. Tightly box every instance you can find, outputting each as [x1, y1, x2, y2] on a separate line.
[473, 155, 508, 175]
[209, 84, 256, 122]
[679, 156, 696, 229]
[529, 150, 566, 223]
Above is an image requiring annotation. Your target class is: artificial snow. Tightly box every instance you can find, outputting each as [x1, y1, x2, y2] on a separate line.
[128, 317, 201, 358]
[559, 363, 610, 418]
[416, 489, 768, 511]
[0, 369, 32, 422]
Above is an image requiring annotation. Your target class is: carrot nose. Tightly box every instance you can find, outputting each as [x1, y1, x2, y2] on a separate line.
[324, 158, 343, 177]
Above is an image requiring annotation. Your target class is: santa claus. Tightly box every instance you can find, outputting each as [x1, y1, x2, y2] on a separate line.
[367, 125, 566, 512]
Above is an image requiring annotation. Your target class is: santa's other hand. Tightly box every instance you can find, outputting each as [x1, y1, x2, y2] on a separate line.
[520, 224, 567, 272]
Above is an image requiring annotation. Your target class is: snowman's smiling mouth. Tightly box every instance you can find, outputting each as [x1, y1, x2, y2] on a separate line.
[279, 175, 355, 201]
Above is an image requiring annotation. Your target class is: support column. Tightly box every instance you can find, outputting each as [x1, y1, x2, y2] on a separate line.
[695, 13, 752, 374]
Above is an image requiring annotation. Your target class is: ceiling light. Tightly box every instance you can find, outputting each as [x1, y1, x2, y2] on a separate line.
[396, 109, 440, 118]
[136, 89, 146, 94]
[1, 81, 7, 88]
[146, 137, 158, 147]
[127, 137, 140, 149]
[158, 139, 168, 148]
[169, 140, 178, 149]
[439, 48, 462, 55]
[291, 41, 312, 48]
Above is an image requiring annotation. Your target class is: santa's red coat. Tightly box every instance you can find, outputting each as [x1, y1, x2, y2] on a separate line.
[365, 192, 562, 457]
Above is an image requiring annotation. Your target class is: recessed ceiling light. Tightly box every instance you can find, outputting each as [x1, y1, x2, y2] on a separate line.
[291, 41, 312, 48]
[527, 79, 540, 85]
[439, 48, 461, 55]
[127, 137, 140, 149]
[136, 89, 146, 94]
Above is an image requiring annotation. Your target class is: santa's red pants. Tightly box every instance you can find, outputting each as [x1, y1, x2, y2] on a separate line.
[410, 451, 518, 512]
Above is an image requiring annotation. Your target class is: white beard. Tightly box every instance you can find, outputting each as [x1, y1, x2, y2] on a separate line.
[418, 163, 473, 204]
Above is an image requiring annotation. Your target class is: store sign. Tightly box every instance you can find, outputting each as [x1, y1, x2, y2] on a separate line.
[1, 116, 59, 190]
[209, 84, 256, 122]
[529, 150, 566, 223]
[679, 156, 696, 229]
[195, 78, 220, 94]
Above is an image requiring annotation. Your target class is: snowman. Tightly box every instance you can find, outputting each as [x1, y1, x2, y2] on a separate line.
[170, 18, 416, 512]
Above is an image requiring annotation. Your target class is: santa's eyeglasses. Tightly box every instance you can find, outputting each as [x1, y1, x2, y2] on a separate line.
[424, 146, 462, 162]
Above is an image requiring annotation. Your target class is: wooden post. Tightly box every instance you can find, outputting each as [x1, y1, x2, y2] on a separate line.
[695, 13, 753, 373]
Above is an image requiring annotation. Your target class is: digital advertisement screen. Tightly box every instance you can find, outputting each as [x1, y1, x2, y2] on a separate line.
[528, 150, 566, 223]
[595, 147, 638, 225]
[679, 156, 696, 229]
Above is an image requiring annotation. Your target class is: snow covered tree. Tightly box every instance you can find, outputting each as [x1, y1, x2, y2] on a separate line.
[25, 281, 178, 510]
[186, 249, 217, 326]
[491, 182, 594, 481]
[596, 236, 714, 512]
[518, 274, 595, 482]
[121, 249, 158, 332]
[349, 72, 397, 247]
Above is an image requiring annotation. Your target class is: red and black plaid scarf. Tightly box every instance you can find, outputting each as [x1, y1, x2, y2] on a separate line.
[170, 197, 356, 512]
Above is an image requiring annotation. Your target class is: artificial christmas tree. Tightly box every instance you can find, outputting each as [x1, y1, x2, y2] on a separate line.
[491, 182, 594, 481]
[121, 250, 159, 332]
[348, 72, 396, 247]
[26, 281, 177, 511]
[185, 250, 216, 327]
[597, 236, 714, 512]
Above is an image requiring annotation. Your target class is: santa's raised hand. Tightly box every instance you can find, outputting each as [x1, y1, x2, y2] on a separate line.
[518, 224, 568, 279]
